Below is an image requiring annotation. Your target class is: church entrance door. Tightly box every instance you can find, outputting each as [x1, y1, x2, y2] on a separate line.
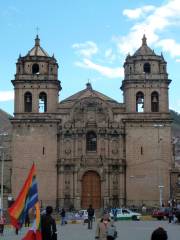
[82, 171, 101, 209]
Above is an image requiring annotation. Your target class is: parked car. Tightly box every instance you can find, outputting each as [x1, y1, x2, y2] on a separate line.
[78, 209, 88, 222]
[110, 208, 141, 221]
[152, 208, 169, 220]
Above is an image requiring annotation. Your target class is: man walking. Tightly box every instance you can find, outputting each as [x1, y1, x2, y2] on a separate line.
[87, 204, 94, 229]
[41, 206, 57, 240]
[60, 208, 66, 225]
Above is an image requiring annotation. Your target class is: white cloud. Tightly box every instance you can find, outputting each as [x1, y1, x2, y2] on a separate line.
[116, 0, 180, 56]
[123, 5, 155, 19]
[72, 42, 121, 78]
[72, 41, 98, 58]
[157, 39, 180, 57]
[75, 59, 124, 79]
[0, 91, 14, 102]
[104, 48, 116, 62]
[176, 59, 180, 62]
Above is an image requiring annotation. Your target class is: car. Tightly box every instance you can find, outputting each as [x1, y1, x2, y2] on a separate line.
[78, 209, 88, 222]
[110, 208, 141, 221]
[152, 208, 169, 220]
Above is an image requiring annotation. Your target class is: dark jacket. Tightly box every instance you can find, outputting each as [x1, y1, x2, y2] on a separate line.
[61, 209, 65, 218]
[87, 207, 95, 218]
[41, 213, 57, 240]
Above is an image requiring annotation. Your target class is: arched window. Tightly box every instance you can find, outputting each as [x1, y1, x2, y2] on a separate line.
[24, 92, 32, 112]
[136, 92, 144, 112]
[39, 92, 47, 113]
[143, 62, 151, 74]
[151, 91, 159, 112]
[86, 131, 97, 151]
[32, 63, 39, 74]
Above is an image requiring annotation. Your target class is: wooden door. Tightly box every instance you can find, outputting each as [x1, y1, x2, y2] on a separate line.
[82, 171, 101, 209]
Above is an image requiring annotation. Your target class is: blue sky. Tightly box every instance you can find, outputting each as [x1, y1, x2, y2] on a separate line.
[0, 0, 180, 114]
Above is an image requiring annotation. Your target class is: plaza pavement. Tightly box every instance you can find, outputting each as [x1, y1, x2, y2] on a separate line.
[1, 220, 180, 240]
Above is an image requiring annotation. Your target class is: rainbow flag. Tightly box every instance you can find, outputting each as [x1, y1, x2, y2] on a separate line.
[8, 163, 41, 239]
[22, 202, 41, 240]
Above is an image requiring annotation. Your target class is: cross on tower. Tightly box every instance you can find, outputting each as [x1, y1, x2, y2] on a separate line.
[36, 27, 40, 36]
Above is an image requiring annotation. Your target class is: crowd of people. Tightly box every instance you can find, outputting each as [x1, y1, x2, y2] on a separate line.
[0, 204, 176, 239]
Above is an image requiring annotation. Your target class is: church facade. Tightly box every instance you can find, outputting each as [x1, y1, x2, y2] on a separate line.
[11, 35, 172, 209]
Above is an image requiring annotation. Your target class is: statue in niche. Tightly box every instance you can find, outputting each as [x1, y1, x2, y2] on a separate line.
[65, 140, 71, 155]
[111, 140, 119, 155]
[78, 140, 82, 153]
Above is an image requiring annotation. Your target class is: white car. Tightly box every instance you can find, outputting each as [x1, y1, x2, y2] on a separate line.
[110, 208, 141, 221]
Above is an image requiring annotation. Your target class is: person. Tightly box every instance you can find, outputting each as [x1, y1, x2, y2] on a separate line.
[25, 213, 30, 227]
[0, 215, 6, 236]
[41, 206, 57, 240]
[15, 227, 19, 235]
[168, 207, 173, 223]
[112, 208, 117, 221]
[87, 204, 95, 229]
[151, 227, 168, 240]
[60, 208, 66, 225]
[95, 213, 111, 240]
[142, 204, 147, 215]
[106, 221, 117, 240]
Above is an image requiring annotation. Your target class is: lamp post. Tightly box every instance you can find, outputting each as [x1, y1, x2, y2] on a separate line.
[0, 132, 8, 218]
[153, 124, 164, 207]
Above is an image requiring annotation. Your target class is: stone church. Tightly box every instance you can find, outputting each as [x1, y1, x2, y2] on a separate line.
[10, 35, 172, 209]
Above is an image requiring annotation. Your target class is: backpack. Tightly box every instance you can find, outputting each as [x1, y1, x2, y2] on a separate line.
[107, 224, 117, 238]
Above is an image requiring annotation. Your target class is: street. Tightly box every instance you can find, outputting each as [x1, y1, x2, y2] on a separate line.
[1, 220, 180, 240]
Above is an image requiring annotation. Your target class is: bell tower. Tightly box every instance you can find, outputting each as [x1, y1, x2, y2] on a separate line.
[121, 35, 171, 113]
[12, 35, 61, 115]
[121, 35, 172, 206]
[11, 36, 61, 207]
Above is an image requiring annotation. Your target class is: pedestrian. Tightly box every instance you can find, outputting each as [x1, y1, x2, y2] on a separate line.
[60, 208, 66, 225]
[142, 204, 147, 215]
[168, 207, 173, 223]
[95, 213, 111, 240]
[87, 204, 95, 229]
[112, 208, 117, 221]
[15, 227, 19, 235]
[41, 206, 57, 240]
[151, 227, 168, 240]
[25, 213, 30, 227]
[0, 215, 6, 236]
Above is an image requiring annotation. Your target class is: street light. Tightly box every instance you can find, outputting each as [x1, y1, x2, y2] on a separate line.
[0, 132, 8, 218]
[153, 124, 164, 207]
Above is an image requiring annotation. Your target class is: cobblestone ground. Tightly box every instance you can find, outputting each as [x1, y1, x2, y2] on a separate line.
[1, 220, 180, 240]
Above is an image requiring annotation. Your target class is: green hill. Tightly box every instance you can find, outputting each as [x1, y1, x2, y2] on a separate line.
[171, 110, 180, 135]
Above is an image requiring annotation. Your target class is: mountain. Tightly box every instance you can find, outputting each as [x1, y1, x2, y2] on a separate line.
[0, 109, 12, 134]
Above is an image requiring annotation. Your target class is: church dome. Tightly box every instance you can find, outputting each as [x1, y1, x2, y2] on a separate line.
[26, 35, 50, 57]
[133, 35, 155, 56]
